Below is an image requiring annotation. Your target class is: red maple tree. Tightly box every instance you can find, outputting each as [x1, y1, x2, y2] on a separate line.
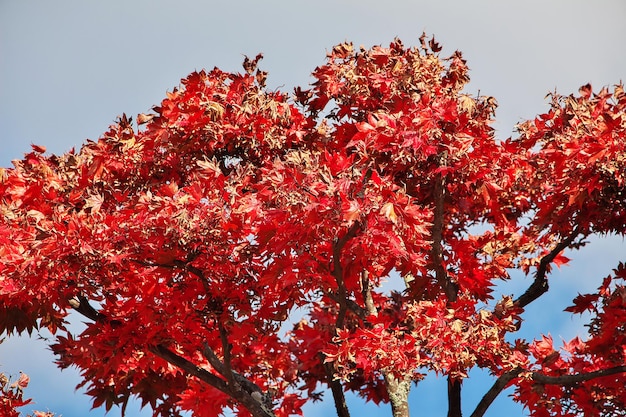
[1, 36, 625, 417]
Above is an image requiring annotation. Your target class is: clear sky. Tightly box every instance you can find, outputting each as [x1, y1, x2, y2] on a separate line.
[1, 1, 625, 416]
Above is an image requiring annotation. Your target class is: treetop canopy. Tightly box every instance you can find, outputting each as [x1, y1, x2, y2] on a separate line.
[1, 37, 626, 417]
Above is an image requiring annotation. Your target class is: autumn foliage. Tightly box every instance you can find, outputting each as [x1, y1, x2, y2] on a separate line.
[0, 370, 52, 417]
[1, 37, 626, 417]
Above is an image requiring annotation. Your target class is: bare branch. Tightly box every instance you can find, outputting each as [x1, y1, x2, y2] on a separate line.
[447, 378, 462, 417]
[322, 357, 351, 417]
[361, 271, 378, 316]
[470, 368, 523, 417]
[515, 228, 579, 309]
[471, 365, 626, 417]
[531, 365, 626, 385]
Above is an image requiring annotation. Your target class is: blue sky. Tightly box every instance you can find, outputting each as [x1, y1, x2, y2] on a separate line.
[1, 1, 625, 416]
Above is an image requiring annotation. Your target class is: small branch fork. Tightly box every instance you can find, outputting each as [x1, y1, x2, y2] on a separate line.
[69, 296, 276, 417]
[514, 227, 580, 309]
[470, 365, 626, 417]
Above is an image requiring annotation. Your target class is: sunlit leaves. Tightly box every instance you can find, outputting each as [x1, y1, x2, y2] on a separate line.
[1, 37, 626, 417]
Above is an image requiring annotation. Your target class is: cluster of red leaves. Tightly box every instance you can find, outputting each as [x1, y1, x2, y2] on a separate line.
[0, 372, 30, 417]
[509, 265, 626, 417]
[1, 37, 626, 417]
[325, 294, 523, 383]
[516, 83, 626, 238]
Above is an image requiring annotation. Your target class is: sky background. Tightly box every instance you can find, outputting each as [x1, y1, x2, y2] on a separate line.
[1, 1, 625, 416]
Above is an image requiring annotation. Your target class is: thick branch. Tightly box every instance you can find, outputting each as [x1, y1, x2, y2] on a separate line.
[515, 228, 579, 309]
[219, 322, 235, 385]
[447, 378, 462, 417]
[332, 221, 360, 328]
[531, 365, 626, 385]
[361, 271, 378, 316]
[151, 344, 231, 394]
[470, 365, 626, 417]
[470, 368, 522, 417]
[202, 342, 228, 375]
[431, 174, 457, 302]
[323, 359, 351, 417]
[68, 295, 106, 322]
[153, 344, 275, 417]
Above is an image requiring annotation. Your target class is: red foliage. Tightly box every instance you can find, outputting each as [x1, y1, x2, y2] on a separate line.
[1, 37, 626, 417]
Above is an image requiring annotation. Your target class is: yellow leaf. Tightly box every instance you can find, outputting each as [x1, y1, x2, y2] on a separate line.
[380, 202, 398, 224]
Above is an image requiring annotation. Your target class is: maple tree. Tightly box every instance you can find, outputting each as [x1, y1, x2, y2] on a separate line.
[1, 36, 626, 417]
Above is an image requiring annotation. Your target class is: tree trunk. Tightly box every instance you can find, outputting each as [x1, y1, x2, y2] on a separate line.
[385, 373, 412, 417]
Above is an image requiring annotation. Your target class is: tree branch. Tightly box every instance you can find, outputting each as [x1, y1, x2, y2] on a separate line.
[447, 378, 462, 417]
[202, 342, 228, 375]
[152, 344, 275, 417]
[219, 321, 235, 385]
[151, 344, 231, 394]
[431, 173, 457, 302]
[324, 222, 361, 417]
[470, 365, 626, 417]
[531, 365, 626, 385]
[470, 368, 523, 417]
[68, 295, 106, 322]
[325, 291, 369, 321]
[322, 358, 352, 417]
[332, 221, 360, 329]
[361, 271, 378, 316]
[515, 228, 579, 309]
[430, 172, 463, 417]
[69, 296, 274, 417]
